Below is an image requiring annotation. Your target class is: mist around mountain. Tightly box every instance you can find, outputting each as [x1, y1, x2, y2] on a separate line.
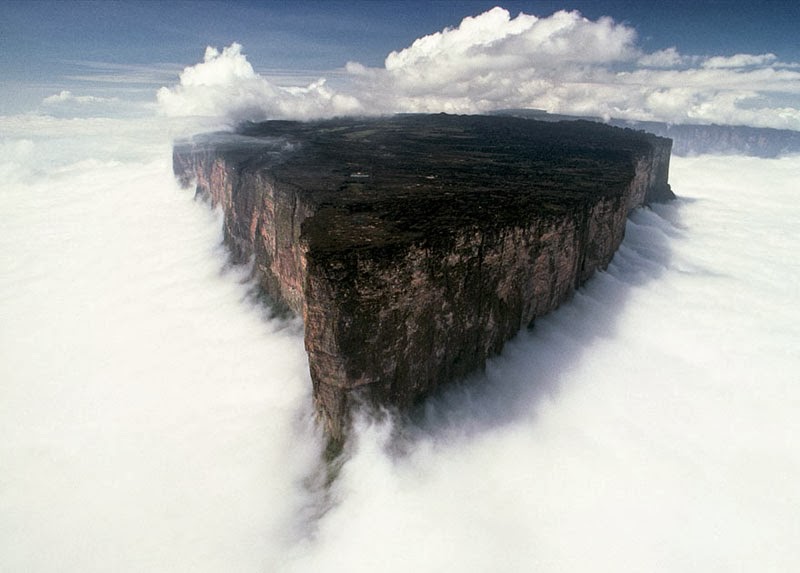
[493, 108, 800, 157]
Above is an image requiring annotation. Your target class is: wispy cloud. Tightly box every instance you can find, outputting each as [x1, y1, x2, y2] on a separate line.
[702, 53, 778, 69]
[42, 90, 119, 105]
[61, 60, 184, 85]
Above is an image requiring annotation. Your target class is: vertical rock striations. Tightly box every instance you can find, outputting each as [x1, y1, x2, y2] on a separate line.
[173, 114, 673, 440]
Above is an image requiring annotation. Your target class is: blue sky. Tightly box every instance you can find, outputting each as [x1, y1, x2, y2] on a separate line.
[4, 1, 798, 70]
[2, 1, 799, 127]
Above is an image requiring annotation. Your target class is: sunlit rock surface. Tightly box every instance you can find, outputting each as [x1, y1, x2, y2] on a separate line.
[173, 114, 673, 440]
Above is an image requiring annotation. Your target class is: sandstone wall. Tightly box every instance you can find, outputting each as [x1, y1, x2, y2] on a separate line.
[174, 133, 672, 441]
[302, 145, 670, 438]
[173, 148, 312, 314]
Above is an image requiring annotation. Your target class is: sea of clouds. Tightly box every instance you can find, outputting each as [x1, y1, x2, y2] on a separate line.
[0, 115, 326, 571]
[2, 6, 800, 572]
[3, 112, 798, 573]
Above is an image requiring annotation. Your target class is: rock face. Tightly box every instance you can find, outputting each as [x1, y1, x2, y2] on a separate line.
[173, 114, 673, 440]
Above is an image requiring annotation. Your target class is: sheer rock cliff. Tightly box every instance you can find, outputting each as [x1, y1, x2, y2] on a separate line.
[173, 114, 673, 440]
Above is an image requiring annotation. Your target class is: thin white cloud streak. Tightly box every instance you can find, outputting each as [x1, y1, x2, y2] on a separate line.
[42, 90, 120, 105]
[157, 8, 800, 129]
[702, 53, 778, 69]
[2, 61, 178, 116]
[64, 59, 183, 77]
[38, 90, 142, 120]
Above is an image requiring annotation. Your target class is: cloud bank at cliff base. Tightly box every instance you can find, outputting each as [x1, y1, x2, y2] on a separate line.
[4, 4, 800, 572]
[5, 97, 800, 573]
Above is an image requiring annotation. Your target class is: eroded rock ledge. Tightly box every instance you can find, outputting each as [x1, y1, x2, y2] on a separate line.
[173, 114, 673, 440]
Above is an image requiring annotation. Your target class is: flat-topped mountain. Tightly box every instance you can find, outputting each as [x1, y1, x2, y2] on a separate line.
[173, 114, 673, 441]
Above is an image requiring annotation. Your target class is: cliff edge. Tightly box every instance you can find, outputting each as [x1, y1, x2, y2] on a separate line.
[173, 114, 673, 440]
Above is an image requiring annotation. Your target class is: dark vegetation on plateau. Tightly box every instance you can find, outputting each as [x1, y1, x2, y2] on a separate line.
[200, 114, 662, 255]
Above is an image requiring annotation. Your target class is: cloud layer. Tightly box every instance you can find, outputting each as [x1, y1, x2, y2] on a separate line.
[0, 115, 325, 572]
[280, 153, 800, 572]
[6, 52, 800, 573]
[6, 114, 798, 571]
[156, 8, 800, 130]
[5, 5, 800, 572]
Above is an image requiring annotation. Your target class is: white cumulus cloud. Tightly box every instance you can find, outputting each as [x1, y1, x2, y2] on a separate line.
[351, 8, 640, 114]
[157, 43, 362, 125]
[345, 7, 800, 128]
[158, 8, 800, 131]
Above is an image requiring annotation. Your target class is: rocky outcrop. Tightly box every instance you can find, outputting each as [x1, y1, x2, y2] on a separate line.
[174, 114, 673, 440]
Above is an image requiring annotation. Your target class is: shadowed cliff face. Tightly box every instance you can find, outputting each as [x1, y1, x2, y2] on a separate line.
[173, 114, 673, 440]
